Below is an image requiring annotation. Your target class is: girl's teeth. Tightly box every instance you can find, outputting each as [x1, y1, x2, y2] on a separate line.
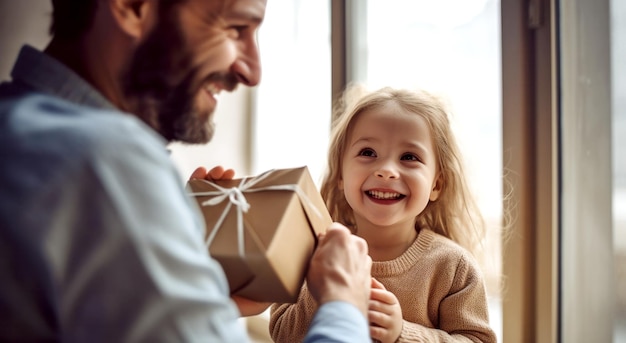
[368, 190, 401, 199]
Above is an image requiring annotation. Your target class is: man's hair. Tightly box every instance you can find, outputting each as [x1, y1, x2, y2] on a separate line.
[49, 0, 99, 39]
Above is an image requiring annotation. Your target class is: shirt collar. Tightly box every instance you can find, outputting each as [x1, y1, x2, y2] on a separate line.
[11, 45, 117, 111]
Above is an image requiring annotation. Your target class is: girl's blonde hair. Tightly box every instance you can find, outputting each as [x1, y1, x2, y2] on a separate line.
[320, 85, 486, 258]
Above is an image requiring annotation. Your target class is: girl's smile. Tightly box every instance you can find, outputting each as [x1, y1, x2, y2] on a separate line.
[365, 189, 406, 202]
[340, 101, 441, 230]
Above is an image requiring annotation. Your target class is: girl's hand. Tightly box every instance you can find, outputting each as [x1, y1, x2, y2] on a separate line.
[189, 166, 235, 181]
[369, 278, 403, 343]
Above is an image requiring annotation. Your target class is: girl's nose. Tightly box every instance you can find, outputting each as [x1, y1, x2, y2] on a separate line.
[375, 165, 399, 179]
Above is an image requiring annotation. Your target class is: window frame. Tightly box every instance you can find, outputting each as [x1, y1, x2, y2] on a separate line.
[558, 0, 615, 342]
[334, 0, 618, 342]
[501, 0, 558, 341]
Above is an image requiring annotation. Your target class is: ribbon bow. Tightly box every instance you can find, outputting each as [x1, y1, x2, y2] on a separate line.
[188, 169, 322, 257]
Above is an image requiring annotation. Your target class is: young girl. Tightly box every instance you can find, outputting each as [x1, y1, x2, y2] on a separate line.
[269, 86, 496, 342]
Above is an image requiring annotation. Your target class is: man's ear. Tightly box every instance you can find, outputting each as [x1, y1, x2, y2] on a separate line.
[108, 0, 156, 39]
[429, 172, 443, 202]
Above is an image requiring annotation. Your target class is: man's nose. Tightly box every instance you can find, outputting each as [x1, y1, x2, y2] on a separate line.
[231, 39, 261, 86]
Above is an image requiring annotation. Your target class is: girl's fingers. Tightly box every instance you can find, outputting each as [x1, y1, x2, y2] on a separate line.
[371, 277, 386, 290]
[370, 288, 396, 304]
[368, 309, 387, 326]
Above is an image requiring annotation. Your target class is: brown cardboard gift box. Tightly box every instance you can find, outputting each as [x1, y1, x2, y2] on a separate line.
[186, 166, 331, 303]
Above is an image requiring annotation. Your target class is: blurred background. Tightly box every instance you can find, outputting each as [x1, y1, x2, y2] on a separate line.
[1, 0, 623, 342]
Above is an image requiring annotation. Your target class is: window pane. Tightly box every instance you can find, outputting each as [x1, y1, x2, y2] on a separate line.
[254, 0, 331, 183]
[247, 2, 331, 340]
[363, 0, 503, 340]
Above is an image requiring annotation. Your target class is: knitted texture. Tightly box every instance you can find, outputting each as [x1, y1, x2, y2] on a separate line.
[270, 229, 496, 342]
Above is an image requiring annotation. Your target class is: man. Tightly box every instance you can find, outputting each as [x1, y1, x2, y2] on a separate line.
[0, 0, 372, 341]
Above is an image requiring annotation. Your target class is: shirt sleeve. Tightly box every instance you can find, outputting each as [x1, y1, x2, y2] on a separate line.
[0, 83, 251, 341]
[51, 117, 251, 343]
[303, 301, 370, 343]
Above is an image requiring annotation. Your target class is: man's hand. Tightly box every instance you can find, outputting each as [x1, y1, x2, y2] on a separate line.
[231, 295, 272, 317]
[369, 278, 402, 343]
[306, 223, 372, 317]
[189, 166, 235, 181]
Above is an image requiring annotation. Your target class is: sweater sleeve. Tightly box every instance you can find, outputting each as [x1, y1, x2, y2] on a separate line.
[270, 283, 370, 343]
[269, 283, 319, 342]
[396, 254, 496, 343]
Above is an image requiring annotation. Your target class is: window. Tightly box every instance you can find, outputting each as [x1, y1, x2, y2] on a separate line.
[253, 0, 332, 183]
[252, 1, 505, 340]
[346, 0, 504, 340]
[182, 1, 624, 341]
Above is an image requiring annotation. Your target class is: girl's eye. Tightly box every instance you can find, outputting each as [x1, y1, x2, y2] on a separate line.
[401, 153, 420, 162]
[358, 148, 376, 157]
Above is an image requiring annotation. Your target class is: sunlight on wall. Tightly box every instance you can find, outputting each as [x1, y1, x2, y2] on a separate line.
[253, 0, 332, 186]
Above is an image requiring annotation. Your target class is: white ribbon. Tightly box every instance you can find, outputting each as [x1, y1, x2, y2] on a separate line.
[188, 170, 323, 257]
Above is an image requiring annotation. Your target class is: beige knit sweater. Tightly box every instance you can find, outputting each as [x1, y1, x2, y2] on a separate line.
[269, 229, 497, 342]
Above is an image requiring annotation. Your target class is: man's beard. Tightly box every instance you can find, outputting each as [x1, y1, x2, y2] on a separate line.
[121, 9, 216, 144]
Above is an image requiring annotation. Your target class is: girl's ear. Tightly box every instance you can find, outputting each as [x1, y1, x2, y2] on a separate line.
[109, 0, 156, 39]
[338, 178, 344, 190]
[429, 172, 443, 201]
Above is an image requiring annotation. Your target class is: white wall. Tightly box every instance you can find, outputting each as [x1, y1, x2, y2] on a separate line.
[0, 1, 53, 79]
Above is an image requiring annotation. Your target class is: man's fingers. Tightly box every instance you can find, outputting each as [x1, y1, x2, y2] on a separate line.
[189, 167, 208, 180]
[208, 166, 235, 180]
[207, 166, 226, 179]
[323, 222, 352, 237]
[307, 222, 372, 316]
[189, 166, 235, 181]
[221, 168, 235, 179]
[319, 224, 370, 266]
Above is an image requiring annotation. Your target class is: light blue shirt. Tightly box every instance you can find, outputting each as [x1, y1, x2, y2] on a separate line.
[0, 45, 369, 342]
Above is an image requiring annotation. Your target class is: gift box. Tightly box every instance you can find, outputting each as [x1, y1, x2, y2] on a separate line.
[186, 166, 331, 303]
